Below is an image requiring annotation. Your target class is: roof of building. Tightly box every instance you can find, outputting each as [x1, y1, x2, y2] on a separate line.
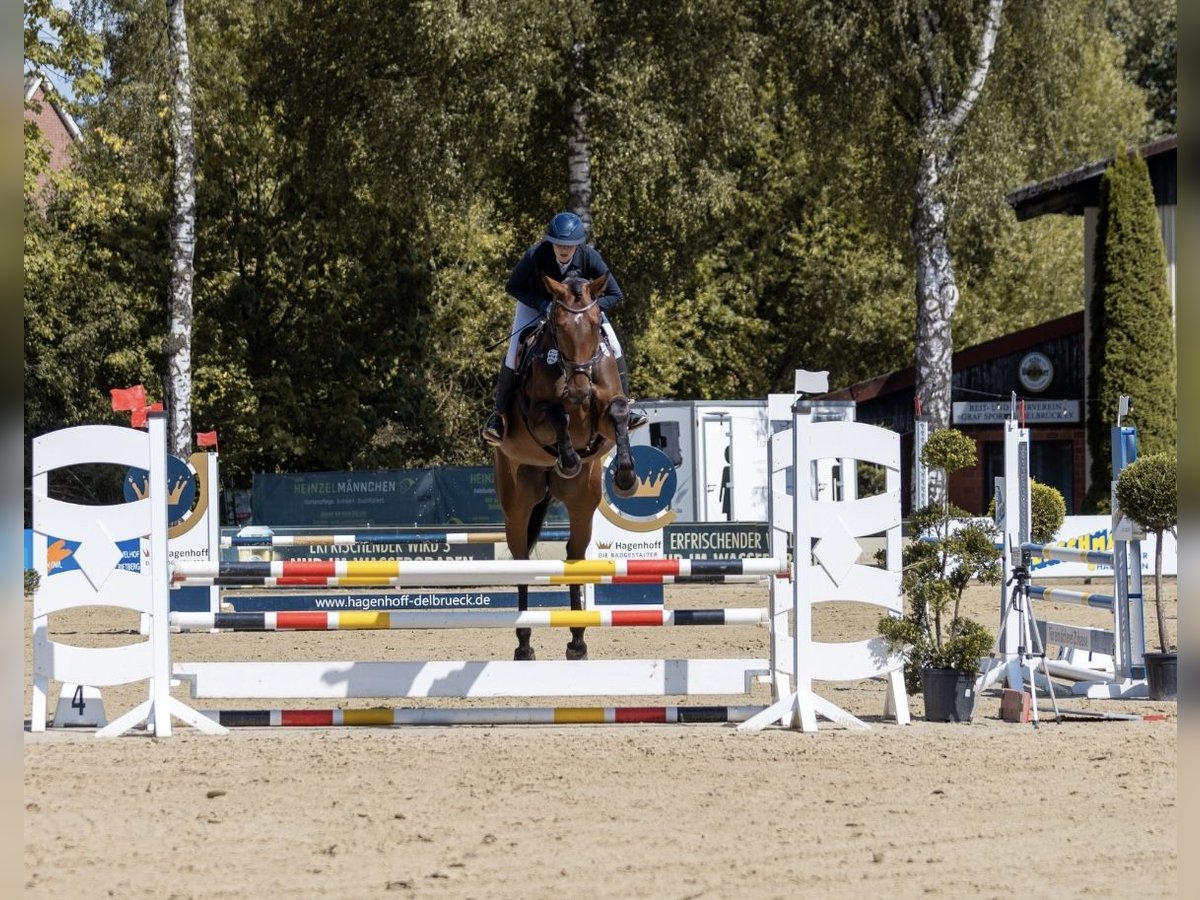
[23, 72, 83, 142]
[821, 310, 1083, 404]
[1005, 134, 1176, 220]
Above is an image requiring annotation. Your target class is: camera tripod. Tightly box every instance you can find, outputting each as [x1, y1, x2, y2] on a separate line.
[973, 553, 1061, 727]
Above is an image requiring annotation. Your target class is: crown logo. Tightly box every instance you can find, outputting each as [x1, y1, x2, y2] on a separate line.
[632, 469, 670, 498]
[596, 541, 612, 550]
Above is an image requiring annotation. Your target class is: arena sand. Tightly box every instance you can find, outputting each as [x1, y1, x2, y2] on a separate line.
[24, 579, 1177, 899]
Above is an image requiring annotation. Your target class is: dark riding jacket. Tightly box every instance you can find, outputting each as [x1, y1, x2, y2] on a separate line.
[505, 241, 623, 315]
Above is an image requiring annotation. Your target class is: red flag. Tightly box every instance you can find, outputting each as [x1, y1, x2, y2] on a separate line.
[110, 385, 147, 411]
[129, 403, 163, 429]
[196, 430, 218, 448]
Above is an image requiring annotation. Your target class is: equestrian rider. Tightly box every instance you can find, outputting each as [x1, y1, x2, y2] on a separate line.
[481, 211, 647, 445]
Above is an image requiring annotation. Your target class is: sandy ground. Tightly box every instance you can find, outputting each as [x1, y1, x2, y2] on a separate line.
[24, 577, 1178, 899]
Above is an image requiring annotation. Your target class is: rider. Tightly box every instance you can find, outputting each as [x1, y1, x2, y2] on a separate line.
[481, 210, 647, 445]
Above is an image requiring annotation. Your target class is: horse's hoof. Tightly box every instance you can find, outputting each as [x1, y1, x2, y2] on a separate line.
[514, 647, 536, 661]
[612, 471, 637, 497]
[565, 641, 588, 661]
[554, 461, 582, 479]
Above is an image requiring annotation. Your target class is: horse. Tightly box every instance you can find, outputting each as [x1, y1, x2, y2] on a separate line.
[492, 272, 638, 660]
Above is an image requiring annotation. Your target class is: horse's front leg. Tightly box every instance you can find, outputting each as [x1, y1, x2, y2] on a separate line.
[606, 396, 637, 496]
[548, 403, 582, 479]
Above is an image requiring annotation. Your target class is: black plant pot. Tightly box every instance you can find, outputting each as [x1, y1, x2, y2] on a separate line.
[1143, 652, 1177, 701]
[921, 667, 976, 722]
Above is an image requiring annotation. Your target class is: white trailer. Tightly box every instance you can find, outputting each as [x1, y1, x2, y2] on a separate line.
[632, 398, 856, 523]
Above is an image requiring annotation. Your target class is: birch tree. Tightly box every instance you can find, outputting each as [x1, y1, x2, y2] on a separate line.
[566, 36, 594, 238]
[165, 0, 196, 457]
[906, 0, 1003, 479]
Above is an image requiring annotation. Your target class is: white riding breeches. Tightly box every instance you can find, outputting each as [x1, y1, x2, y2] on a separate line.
[503, 301, 622, 369]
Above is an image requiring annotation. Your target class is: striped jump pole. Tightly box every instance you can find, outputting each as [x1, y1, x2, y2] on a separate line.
[1026, 584, 1114, 612]
[1020, 543, 1114, 567]
[219, 529, 571, 548]
[171, 608, 770, 631]
[171, 557, 790, 587]
[201, 705, 765, 727]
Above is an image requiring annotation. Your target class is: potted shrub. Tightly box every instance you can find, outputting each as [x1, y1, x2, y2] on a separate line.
[1115, 451, 1177, 700]
[878, 428, 1001, 721]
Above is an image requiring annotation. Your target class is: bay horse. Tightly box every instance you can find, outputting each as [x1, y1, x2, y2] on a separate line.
[493, 273, 638, 660]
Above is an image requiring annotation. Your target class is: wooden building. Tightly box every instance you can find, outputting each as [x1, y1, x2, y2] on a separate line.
[823, 312, 1085, 515]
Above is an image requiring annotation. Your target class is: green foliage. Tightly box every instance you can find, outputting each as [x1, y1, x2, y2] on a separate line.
[881, 428, 1000, 690]
[1115, 451, 1176, 652]
[1116, 452, 1177, 534]
[1029, 481, 1067, 544]
[22, 0, 1171, 507]
[1087, 149, 1177, 508]
[1105, 0, 1176, 136]
[24, 569, 41, 595]
[921, 428, 978, 474]
[986, 478, 1066, 544]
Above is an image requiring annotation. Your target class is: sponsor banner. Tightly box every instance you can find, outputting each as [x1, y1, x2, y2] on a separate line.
[222, 585, 661, 612]
[597, 445, 678, 534]
[250, 467, 568, 528]
[249, 543, 498, 563]
[953, 399, 1080, 424]
[223, 589, 574, 612]
[592, 583, 664, 607]
[662, 523, 772, 559]
[44, 537, 141, 575]
[171, 585, 215, 613]
[1031, 515, 1177, 578]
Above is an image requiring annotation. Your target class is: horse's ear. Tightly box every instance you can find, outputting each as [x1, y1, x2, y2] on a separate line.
[543, 274, 566, 296]
[590, 273, 609, 299]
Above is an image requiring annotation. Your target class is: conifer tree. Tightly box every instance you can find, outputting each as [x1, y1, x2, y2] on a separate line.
[1087, 149, 1176, 508]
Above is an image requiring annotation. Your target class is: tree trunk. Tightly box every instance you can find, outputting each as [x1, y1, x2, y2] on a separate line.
[912, 139, 957, 501]
[909, 0, 1004, 505]
[1154, 533, 1169, 652]
[566, 40, 593, 241]
[166, 0, 196, 458]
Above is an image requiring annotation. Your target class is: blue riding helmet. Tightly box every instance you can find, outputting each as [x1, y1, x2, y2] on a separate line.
[543, 211, 587, 246]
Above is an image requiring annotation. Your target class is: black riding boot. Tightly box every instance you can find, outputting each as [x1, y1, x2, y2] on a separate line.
[481, 365, 518, 445]
[616, 356, 648, 431]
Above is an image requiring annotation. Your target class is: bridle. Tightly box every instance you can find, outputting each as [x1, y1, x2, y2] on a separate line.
[546, 291, 604, 388]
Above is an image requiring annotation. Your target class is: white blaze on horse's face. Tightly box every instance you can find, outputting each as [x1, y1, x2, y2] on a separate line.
[543, 274, 606, 407]
[551, 242, 575, 265]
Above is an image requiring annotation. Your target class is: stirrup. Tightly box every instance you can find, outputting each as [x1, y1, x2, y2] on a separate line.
[628, 408, 648, 431]
[481, 412, 504, 445]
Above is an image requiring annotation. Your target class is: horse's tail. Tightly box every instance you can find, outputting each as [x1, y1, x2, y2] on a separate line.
[526, 489, 551, 554]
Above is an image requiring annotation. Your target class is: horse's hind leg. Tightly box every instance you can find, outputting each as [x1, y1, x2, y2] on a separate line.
[515, 587, 535, 661]
[561, 478, 599, 660]
[497, 461, 540, 661]
[566, 584, 588, 660]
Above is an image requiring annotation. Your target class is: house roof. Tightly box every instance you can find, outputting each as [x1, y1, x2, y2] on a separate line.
[1005, 134, 1176, 220]
[23, 72, 83, 142]
[821, 311, 1083, 404]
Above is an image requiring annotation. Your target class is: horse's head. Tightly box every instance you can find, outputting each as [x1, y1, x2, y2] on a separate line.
[542, 273, 608, 406]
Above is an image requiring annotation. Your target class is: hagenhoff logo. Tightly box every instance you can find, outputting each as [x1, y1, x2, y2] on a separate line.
[123, 452, 210, 539]
[599, 445, 677, 532]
